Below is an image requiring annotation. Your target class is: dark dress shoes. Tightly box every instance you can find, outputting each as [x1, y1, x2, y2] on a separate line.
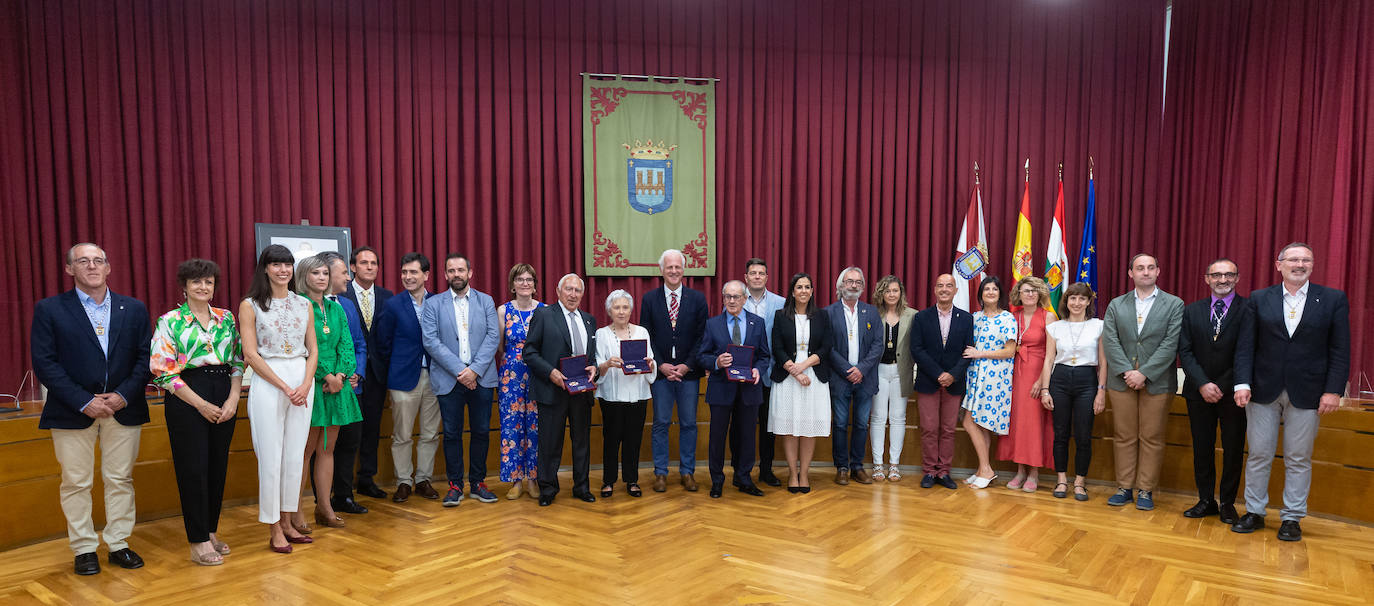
[393, 483, 413, 503]
[1183, 499, 1220, 518]
[574, 491, 596, 503]
[1231, 512, 1266, 534]
[936, 475, 958, 489]
[333, 497, 369, 515]
[1219, 503, 1240, 525]
[738, 484, 765, 497]
[357, 484, 388, 499]
[759, 470, 782, 487]
[74, 552, 100, 575]
[1277, 520, 1303, 542]
[107, 548, 144, 569]
[414, 480, 440, 500]
[920, 474, 935, 488]
[538, 494, 554, 507]
[709, 483, 724, 498]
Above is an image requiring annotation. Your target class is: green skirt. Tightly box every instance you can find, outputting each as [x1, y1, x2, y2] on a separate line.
[311, 385, 363, 428]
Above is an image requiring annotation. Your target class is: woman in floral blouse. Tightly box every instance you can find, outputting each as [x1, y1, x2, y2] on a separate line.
[150, 259, 244, 566]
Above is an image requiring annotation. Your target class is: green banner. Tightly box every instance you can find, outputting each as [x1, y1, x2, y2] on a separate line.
[583, 76, 716, 276]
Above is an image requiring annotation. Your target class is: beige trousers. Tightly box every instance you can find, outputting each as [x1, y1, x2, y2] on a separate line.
[51, 416, 143, 555]
[1108, 388, 1172, 491]
[390, 369, 441, 485]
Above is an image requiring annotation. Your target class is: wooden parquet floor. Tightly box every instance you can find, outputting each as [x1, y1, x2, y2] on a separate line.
[1, 466, 1372, 606]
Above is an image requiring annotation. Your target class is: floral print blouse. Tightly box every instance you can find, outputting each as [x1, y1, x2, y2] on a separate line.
[150, 302, 245, 392]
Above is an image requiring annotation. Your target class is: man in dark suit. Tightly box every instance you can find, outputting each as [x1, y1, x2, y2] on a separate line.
[31, 243, 151, 575]
[639, 249, 709, 493]
[524, 273, 599, 506]
[1233, 242, 1350, 542]
[909, 274, 976, 489]
[1177, 259, 1250, 524]
[694, 280, 771, 498]
[825, 267, 883, 485]
[374, 252, 441, 503]
[315, 251, 370, 515]
[338, 246, 394, 500]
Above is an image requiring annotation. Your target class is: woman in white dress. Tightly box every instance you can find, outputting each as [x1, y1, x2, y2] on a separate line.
[594, 289, 656, 498]
[961, 276, 1018, 489]
[768, 274, 834, 494]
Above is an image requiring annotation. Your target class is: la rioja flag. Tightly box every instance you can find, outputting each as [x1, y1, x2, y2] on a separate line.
[1044, 173, 1068, 316]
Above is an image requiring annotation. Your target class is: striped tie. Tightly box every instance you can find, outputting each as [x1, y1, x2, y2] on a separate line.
[669, 291, 679, 327]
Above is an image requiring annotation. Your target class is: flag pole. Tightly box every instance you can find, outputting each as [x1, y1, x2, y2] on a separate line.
[1024, 158, 1030, 182]
[1089, 155, 1094, 180]
[974, 161, 981, 185]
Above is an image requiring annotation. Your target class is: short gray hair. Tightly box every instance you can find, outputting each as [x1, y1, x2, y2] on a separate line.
[834, 266, 865, 293]
[604, 289, 634, 313]
[721, 280, 746, 296]
[1277, 242, 1313, 261]
[658, 249, 686, 270]
[66, 242, 106, 265]
[557, 273, 585, 291]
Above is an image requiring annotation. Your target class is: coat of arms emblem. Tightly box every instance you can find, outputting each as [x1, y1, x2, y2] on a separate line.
[624, 140, 677, 215]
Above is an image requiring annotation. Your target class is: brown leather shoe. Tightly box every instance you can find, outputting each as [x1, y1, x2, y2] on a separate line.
[834, 468, 850, 485]
[414, 480, 440, 500]
[393, 483, 412, 503]
[852, 467, 873, 484]
[681, 473, 698, 492]
[653, 474, 667, 493]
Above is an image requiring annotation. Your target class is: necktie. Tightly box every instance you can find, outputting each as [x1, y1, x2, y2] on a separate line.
[731, 316, 742, 345]
[569, 311, 585, 355]
[1212, 299, 1226, 339]
[669, 291, 679, 327]
[361, 291, 373, 330]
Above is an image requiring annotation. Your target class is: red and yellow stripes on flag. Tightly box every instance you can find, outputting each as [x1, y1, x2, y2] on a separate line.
[1011, 159, 1033, 282]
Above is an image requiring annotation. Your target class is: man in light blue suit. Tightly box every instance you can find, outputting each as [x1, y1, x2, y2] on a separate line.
[423, 253, 502, 506]
[825, 266, 883, 485]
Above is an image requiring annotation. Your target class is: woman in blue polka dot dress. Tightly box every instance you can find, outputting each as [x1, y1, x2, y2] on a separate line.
[961, 276, 1018, 489]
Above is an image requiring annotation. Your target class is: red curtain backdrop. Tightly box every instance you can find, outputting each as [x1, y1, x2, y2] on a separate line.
[1162, 0, 1373, 388]
[0, 0, 1173, 392]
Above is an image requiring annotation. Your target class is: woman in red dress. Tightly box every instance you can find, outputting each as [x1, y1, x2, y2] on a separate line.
[998, 276, 1057, 492]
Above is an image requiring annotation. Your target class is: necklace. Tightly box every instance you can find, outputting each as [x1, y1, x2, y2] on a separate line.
[1284, 296, 1301, 320]
[1066, 320, 1088, 364]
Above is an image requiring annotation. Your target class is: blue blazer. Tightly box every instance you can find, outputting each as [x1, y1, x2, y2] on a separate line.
[340, 282, 393, 383]
[639, 285, 709, 380]
[1234, 283, 1350, 409]
[374, 290, 434, 392]
[909, 305, 977, 395]
[334, 296, 367, 395]
[31, 290, 152, 430]
[824, 301, 884, 397]
[421, 288, 501, 394]
[693, 311, 771, 407]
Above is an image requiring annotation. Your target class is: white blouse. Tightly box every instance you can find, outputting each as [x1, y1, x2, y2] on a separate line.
[594, 324, 656, 402]
[247, 294, 311, 360]
[1045, 318, 1103, 367]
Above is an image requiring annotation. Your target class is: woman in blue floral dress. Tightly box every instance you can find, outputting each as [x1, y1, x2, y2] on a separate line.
[497, 264, 544, 499]
[961, 276, 1018, 489]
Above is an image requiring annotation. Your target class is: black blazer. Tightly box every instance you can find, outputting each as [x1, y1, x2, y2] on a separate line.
[1235, 283, 1351, 409]
[31, 290, 152, 430]
[639, 285, 709, 380]
[523, 303, 599, 404]
[340, 282, 394, 383]
[1178, 295, 1250, 400]
[908, 305, 976, 395]
[769, 309, 832, 384]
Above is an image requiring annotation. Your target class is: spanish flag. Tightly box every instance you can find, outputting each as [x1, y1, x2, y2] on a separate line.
[1012, 159, 1033, 282]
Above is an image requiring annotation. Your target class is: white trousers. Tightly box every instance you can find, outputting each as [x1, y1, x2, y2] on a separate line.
[870, 363, 908, 466]
[51, 416, 142, 555]
[390, 369, 441, 485]
[247, 357, 314, 523]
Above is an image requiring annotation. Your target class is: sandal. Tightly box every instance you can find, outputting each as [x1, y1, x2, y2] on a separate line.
[872, 467, 886, 481]
[190, 545, 224, 566]
[600, 485, 613, 498]
[1074, 483, 1089, 501]
[210, 538, 230, 555]
[1006, 475, 1026, 490]
[887, 465, 901, 482]
[1022, 477, 1038, 493]
[1053, 482, 1069, 499]
[627, 483, 642, 498]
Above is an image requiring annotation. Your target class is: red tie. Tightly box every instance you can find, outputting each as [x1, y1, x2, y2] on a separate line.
[669, 292, 679, 327]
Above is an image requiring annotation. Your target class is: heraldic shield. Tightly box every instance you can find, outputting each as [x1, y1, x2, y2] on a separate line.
[626, 140, 675, 214]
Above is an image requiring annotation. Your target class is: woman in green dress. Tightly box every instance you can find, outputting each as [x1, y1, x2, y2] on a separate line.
[291, 254, 363, 531]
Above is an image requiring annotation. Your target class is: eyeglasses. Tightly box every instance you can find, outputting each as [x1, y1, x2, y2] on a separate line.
[71, 257, 107, 268]
[722, 294, 745, 300]
[1280, 257, 1313, 265]
[1205, 272, 1239, 280]
[842, 279, 864, 286]
[513, 277, 535, 284]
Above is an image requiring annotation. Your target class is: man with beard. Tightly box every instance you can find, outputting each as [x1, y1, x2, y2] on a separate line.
[1177, 259, 1250, 525]
[423, 253, 501, 506]
[824, 267, 883, 485]
[1232, 243, 1350, 542]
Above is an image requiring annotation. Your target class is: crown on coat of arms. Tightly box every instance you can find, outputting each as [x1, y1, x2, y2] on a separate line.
[622, 139, 677, 160]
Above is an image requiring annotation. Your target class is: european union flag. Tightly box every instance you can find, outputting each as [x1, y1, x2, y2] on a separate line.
[1076, 177, 1099, 313]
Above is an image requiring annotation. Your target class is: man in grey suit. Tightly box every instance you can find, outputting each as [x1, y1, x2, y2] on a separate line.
[422, 253, 502, 506]
[1101, 253, 1184, 511]
[825, 266, 884, 485]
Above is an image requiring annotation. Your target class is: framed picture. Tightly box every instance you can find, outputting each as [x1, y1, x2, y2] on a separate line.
[253, 223, 353, 265]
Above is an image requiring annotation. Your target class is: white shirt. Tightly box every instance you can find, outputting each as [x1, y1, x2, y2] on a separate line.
[843, 301, 860, 367]
[450, 289, 471, 364]
[1045, 319, 1103, 367]
[664, 284, 683, 358]
[353, 280, 375, 323]
[594, 324, 656, 402]
[1133, 288, 1159, 334]
[563, 303, 586, 356]
[1283, 281, 1308, 336]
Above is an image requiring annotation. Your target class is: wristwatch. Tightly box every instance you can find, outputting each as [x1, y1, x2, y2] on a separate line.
[1097, 384, 1107, 390]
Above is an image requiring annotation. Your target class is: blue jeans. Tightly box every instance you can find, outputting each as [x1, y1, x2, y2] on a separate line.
[830, 381, 873, 470]
[651, 378, 699, 476]
[437, 384, 493, 487]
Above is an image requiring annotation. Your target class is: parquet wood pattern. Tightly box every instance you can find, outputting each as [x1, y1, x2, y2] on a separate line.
[0, 465, 1370, 606]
